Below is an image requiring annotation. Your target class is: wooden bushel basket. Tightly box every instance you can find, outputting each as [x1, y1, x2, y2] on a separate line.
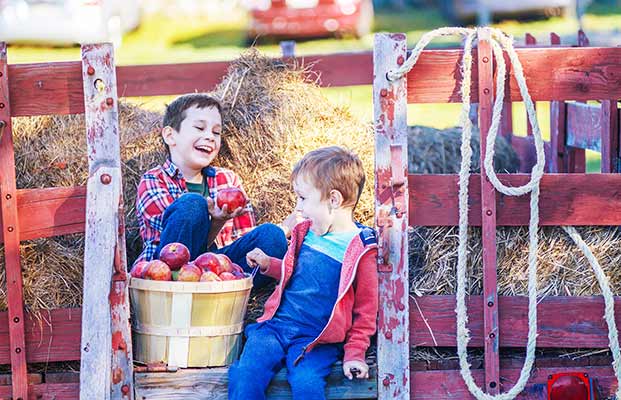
[129, 277, 252, 368]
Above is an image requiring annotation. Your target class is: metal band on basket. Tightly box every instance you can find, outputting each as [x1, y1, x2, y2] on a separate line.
[132, 321, 244, 337]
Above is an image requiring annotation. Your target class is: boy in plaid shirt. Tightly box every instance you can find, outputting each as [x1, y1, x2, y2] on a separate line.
[135, 94, 289, 287]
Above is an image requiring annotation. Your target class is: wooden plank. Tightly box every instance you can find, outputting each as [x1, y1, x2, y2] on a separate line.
[406, 47, 621, 103]
[476, 28, 499, 395]
[510, 135, 538, 173]
[411, 366, 616, 399]
[412, 295, 621, 348]
[0, 373, 41, 385]
[524, 34, 537, 137]
[600, 100, 619, 173]
[135, 363, 378, 400]
[374, 33, 410, 400]
[134, 361, 621, 399]
[45, 372, 80, 384]
[408, 173, 621, 226]
[80, 43, 134, 400]
[0, 382, 79, 400]
[549, 100, 567, 172]
[0, 186, 86, 244]
[0, 41, 29, 400]
[8, 61, 84, 117]
[0, 308, 81, 364]
[566, 102, 602, 152]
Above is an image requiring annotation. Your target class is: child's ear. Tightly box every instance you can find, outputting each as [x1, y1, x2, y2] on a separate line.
[329, 190, 344, 209]
[162, 126, 175, 147]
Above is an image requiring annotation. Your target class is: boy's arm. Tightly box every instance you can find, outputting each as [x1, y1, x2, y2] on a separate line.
[343, 248, 379, 363]
[135, 175, 175, 258]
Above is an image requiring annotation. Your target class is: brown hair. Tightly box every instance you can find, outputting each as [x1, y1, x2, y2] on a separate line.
[162, 94, 222, 153]
[291, 146, 365, 209]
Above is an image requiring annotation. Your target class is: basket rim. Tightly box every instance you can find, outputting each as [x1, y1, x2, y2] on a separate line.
[129, 276, 253, 293]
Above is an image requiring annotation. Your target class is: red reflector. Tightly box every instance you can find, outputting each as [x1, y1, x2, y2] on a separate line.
[547, 372, 592, 400]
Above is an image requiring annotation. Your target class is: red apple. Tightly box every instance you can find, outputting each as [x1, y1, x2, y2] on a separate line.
[194, 252, 221, 274]
[216, 188, 247, 211]
[145, 260, 172, 281]
[159, 242, 190, 270]
[200, 271, 222, 282]
[219, 271, 237, 281]
[130, 261, 150, 278]
[216, 254, 234, 273]
[177, 263, 202, 282]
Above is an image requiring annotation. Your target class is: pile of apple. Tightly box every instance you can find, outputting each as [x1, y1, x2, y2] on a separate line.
[130, 242, 247, 282]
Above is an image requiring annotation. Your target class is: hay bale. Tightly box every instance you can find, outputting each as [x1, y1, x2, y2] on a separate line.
[408, 125, 520, 174]
[2, 103, 163, 312]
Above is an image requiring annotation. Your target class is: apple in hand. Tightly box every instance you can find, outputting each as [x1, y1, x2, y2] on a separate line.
[159, 242, 190, 271]
[216, 188, 247, 211]
[145, 260, 172, 281]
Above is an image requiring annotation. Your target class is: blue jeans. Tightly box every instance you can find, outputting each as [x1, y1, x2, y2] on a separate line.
[228, 320, 340, 400]
[154, 193, 288, 288]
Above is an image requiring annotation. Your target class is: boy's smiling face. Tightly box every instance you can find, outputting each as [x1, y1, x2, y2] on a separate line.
[163, 105, 222, 174]
[293, 175, 333, 236]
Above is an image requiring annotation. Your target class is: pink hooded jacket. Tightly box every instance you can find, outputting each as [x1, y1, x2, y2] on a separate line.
[258, 219, 378, 363]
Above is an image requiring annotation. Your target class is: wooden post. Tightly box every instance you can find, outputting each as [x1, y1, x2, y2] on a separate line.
[0, 42, 29, 400]
[80, 43, 133, 400]
[374, 33, 409, 400]
[601, 100, 620, 173]
[477, 28, 500, 395]
[569, 30, 589, 173]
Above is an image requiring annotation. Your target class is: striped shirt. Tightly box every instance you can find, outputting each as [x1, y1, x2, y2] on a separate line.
[135, 159, 256, 262]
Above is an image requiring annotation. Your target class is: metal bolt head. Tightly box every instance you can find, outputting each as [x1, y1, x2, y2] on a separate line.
[487, 301, 494, 307]
[5, 194, 11, 200]
[489, 332, 496, 339]
[489, 381, 497, 388]
[15, 347, 21, 353]
[0, 71, 3, 77]
[0, 120, 6, 128]
[106, 97, 114, 106]
[0, 103, 5, 109]
[383, 377, 391, 387]
[397, 55, 404, 66]
[483, 56, 489, 63]
[483, 88, 490, 95]
[486, 209, 493, 216]
[121, 384, 130, 395]
[100, 174, 112, 185]
[7, 226, 14, 232]
[380, 89, 388, 97]
[87, 66, 95, 76]
[13, 317, 19, 323]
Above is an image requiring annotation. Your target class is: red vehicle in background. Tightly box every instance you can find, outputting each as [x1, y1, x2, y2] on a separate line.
[245, 0, 373, 41]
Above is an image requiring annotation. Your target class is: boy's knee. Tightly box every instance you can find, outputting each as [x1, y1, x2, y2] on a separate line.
[254, 223, 288, 255]
[166, 193, 209, 221]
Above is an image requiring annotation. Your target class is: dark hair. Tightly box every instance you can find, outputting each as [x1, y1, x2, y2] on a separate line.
[162, 94, 223, 154]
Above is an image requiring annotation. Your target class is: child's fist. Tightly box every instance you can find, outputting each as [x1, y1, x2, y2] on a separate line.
[246, 248, 270, 272]
[343, 360, 369, 380]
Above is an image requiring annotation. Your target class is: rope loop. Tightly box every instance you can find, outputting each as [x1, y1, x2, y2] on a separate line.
[391, 27, 621, 400]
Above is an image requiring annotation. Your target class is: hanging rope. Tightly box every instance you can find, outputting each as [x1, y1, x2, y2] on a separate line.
[387, 27, 621, 399]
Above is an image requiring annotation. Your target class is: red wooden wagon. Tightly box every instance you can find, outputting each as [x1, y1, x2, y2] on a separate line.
[1, 26, 621, 399]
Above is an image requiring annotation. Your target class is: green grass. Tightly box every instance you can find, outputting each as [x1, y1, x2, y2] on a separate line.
[6, 4, 615, 171]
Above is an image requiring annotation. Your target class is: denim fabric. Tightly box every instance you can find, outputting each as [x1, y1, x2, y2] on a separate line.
[154, 193, 287, 288]
[228, 320, 340, 400]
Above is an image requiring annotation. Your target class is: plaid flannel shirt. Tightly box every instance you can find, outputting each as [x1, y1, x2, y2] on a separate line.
[135, 159, 256, 262]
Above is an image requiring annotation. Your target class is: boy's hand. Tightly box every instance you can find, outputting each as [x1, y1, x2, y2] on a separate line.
[343, 360, 369, 380]
[206, 197, 244, 221]
[246, 248, 271, 272]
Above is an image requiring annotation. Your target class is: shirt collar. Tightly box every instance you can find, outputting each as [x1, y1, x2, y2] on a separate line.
[163, 159, 216, 179]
